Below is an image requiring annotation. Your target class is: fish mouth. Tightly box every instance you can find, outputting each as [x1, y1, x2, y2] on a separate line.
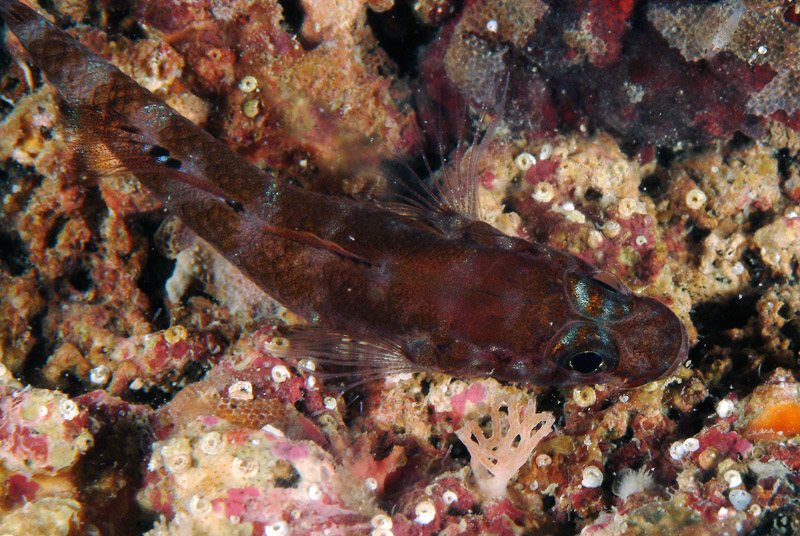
[621, 316, 689, 388]
[663, 319, 690, 378]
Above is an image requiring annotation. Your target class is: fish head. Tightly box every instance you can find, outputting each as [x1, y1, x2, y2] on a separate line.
[542, 270, 688, 387]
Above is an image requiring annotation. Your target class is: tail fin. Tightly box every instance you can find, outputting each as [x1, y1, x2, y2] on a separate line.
[0, 0, 277, 213]
[0, 0, 120, 107]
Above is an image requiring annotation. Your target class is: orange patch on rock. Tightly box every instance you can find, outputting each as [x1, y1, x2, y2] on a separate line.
[746, 402, 800, 439]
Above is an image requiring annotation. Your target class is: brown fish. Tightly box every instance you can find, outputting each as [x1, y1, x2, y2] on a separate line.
[1, 0, 687, 387]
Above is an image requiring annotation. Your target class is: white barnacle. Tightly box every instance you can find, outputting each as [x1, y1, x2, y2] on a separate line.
[442, 490, 458, 504]
[587, 230, 604, 249]
[371, 530, 394, 536]
[532, 182, 555, 203]
[634, 234, 648, 246]
[307, 376, 318, 389]
[265, 336, 290, 352]
[308, 484, 323, 500]
[198, 432, 224, 456]
[683, 438, 700, 453]
[536, 454, 552, 467]
[324, 397, 338, 410]
[365, 478, 378, 491]
[299, 359, 316, 371]
[238, 75, 258, 93]
[89, 365, 110, 385]
[716, 399, 735, 418]
[539, 143, 553, 160]
[232, 456, 259, 478]
[189, 495, 212, 517]
[617, 198, 639, 219]
[165, 453, 191, 473]
[581, 466, 603, 488]
[75, 435, 93, 452]
[567, 210, 586, 224]
[603, 220, 621, 238]
[164, 325, 187, 344]
[486, 19, 498, 32]
[723, 469, 742, 488]
[228, 381, 254, 401]
[370, 514, 393, 529]
[58, 399, 79, 421]
[271, 365, 291, 383]
[685, 188, 708, 210]
[265, 521, 289, 536]
[414, 501, 436, 524]
[515, 152, 536, 171]
[242, 99, 260, 118]
[572, 386, 597, 408]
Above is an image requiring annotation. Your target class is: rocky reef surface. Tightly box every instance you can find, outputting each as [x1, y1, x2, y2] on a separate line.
[1, 0, 800, 534]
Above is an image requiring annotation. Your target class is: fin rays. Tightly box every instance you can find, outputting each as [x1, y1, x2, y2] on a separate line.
[265, 327, 419, 390]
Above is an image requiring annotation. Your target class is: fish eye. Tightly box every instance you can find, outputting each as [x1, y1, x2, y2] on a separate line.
[590, 272, 622, 293]
[567, 351, 607, 374]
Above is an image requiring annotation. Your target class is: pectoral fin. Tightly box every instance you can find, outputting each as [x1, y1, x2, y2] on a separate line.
[264, 326, 419, 390]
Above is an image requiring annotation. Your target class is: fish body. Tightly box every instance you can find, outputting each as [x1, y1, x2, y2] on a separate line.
[1, 0, 687, 386]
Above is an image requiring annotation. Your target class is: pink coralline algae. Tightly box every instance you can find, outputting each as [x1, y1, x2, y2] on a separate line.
[0, 384, 92, 476]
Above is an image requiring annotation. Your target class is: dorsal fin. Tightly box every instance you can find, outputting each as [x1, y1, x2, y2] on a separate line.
[375, 74, 509, 233]
[65, 105, 244, 210]
[69, 107, 372, 265]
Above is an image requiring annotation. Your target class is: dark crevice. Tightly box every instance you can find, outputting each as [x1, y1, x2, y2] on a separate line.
[655, 146, 677, 168]
[76, 397, 155, 536]
[639, 172, 671, 200]
[125, 385, 173, 408]
[726, 131, 753, 151]
[276, 0, 306, 39]
[20, 312, 49, 386]
[45, 215, 69, 249]
[68, 263, 93, 292]
[668, 394, 716, 437]
[86, 0, 147, 40]
[747, 209, 775, 232]
[742, 248, 773, 284]
[690, 293, 760, 336]
[366, 1, 439, 77]
[746, 501, 800, 536]
[775, 148, 792, 179]
[686, 221, 710, 245]
[58, 370, 84, 397]
[131, 213, 174, 331]
[0, 43, 12, 119]
[0, 230, 32, 276]
[584, 187, 602, 201]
